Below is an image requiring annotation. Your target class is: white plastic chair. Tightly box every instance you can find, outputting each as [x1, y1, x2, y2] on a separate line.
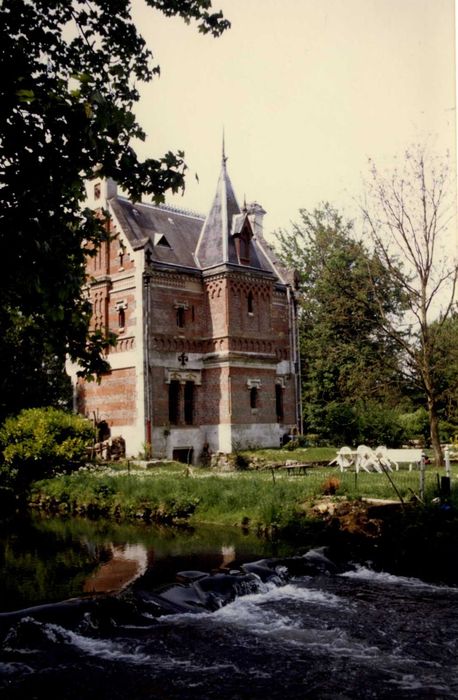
[355, 445, 382, 473]
[334, 446, 354, 472]
[374, 446, 396, 472]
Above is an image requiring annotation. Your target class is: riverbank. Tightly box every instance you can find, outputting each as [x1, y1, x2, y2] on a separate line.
[23, 454, 458, 584]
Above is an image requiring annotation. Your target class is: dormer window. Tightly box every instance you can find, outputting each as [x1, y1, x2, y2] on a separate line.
[154, 233, 171, 248]
[232, 214, 252, 266]
[240, 230, 250, 264]
[94, 182, 101, 200]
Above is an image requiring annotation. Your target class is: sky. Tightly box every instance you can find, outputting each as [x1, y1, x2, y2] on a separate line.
[130, 0, 456, 241]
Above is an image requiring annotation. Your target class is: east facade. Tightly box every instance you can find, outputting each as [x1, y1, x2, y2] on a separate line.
[69, 157, 301, 462]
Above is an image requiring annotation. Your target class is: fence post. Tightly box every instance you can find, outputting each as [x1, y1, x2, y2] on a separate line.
[419, 453, 426, 502]
[445, 447, 451, 480]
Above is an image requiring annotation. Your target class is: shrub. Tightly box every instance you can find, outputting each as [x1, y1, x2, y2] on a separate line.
[0, 407, 95, 488]
[321, 477, 341, 495]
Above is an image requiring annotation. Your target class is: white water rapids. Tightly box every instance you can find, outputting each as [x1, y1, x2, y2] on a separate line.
[2, 564, 458, 699]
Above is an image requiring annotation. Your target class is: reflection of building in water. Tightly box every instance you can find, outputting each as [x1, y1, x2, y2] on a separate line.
[83, 543, 149, 594]
[221, 545, 236, 569]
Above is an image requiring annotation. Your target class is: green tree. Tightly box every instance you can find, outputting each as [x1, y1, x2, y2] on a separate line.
[361, 147, 457, 465]
[276, 203, 408, 443]
[427, 314, 458, 441]
[0, 0, 229, 421]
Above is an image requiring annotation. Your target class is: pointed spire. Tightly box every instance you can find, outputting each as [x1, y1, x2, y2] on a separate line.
[222, 128, 227, 167]
[195, 141, 240, 268]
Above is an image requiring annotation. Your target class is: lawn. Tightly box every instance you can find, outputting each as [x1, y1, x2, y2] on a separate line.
[29, 445, 457, 533]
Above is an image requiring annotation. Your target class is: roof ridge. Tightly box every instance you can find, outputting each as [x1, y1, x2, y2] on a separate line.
[116, 195, 205, 220]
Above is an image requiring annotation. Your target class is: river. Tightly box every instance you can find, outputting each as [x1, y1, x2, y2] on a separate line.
[1, 514, 458, 699]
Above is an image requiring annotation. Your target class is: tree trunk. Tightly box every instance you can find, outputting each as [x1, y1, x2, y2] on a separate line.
[428, 398, 444, 467]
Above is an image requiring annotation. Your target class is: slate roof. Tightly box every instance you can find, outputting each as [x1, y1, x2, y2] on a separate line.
[108, 160, 284, 279]
[110, 197, 204, 270]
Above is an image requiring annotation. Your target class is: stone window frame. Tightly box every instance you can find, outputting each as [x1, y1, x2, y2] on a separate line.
[166, 369, 202, 426]
[115, 300, 128, 332]
[247, 378, 261, 413]
[174, 301, 189, 329]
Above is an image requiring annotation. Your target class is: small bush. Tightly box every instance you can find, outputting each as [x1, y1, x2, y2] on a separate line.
[321, 477, 341, 495]
[0, 407, 95, 488]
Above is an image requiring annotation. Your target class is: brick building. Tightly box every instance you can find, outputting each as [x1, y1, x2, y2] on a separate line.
[70, 154, 301, 462]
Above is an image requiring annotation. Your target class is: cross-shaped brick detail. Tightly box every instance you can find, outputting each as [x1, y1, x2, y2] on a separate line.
[178, 352, 188, 367]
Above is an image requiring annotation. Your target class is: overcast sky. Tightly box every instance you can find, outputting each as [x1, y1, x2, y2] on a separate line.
[131, 0, 456, 240]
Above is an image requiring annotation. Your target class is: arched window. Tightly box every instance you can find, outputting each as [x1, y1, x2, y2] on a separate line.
[118, 306, 125, 329]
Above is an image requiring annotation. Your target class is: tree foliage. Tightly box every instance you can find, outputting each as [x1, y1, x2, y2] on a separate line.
[361, 146, 457, 464]
[427, 314, 458, 441]
[0, 0, 229, 421]
[0, 407, 95, 489]
[276, 203, 408, 444]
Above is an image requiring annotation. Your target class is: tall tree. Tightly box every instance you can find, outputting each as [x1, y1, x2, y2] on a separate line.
[419, 314, 458, 441]
[276, 204, 407, 443]
[361, 146, 457, 466]
[0, 0, 229, 421]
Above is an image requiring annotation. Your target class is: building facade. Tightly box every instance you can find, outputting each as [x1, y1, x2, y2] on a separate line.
[71, 156, 301, 461]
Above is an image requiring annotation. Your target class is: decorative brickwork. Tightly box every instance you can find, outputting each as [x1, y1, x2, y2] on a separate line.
[71, 161, 300, 460]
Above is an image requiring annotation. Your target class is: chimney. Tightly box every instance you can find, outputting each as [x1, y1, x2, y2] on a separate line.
[247, 201, 267, 239]
[85, 177, 117, 209]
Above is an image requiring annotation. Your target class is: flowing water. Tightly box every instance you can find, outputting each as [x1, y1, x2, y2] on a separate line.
[1, 515, 458, 699]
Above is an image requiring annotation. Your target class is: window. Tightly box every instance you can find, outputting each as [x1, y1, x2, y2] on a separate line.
[275, 384, 284, 421]
[115, 301, 127, 330]
[94, 182, 101, 200]
[247, 291, 254, 314]
[176, 307, 185, 328]
[118, 242, 126, 268]
[250, 386, 258, 409]
[184, 381, 194, 425]
[168, 380, 180, 424]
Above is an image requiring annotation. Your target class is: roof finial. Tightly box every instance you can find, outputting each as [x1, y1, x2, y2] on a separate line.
[222, 128, 227, 167]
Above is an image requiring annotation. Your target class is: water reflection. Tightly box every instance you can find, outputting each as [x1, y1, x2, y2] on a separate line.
[83, 544, 150, 594]
[0, 514, 295, 612]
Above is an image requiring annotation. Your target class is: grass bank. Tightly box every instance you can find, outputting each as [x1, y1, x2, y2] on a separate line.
[28, 446, 458, 535]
